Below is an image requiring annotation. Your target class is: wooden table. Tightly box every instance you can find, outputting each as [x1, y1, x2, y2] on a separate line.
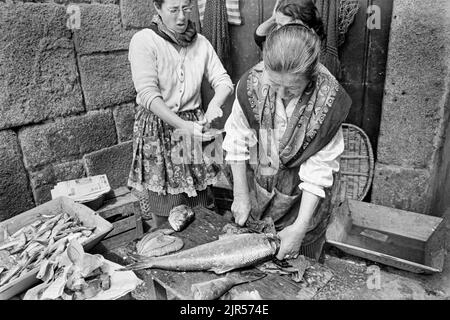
[120, 207, 334, 300]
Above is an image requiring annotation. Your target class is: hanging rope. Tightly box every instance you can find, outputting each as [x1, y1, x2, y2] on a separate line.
[338, 0, 360, 47]
[313, 0, 359, 78]
[314, 0, 340, 78]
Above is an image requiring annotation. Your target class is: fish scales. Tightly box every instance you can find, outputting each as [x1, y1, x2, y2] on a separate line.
[120, 233, 279, 274]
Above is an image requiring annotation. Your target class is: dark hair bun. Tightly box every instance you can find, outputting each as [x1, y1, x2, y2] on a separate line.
[276, 0, 326, 41]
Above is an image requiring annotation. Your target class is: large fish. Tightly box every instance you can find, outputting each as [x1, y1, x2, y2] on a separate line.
[191, 271, 266, 300]
[118, 233, 279, 274]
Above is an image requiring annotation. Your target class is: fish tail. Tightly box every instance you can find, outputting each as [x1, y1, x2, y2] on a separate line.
[116, 261, 153, 271]
[128, 252, 146, 261]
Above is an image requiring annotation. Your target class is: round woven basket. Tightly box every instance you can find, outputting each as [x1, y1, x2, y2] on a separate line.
[331, 123, 375, 206]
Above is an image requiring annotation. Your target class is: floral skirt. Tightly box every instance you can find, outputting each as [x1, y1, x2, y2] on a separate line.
[128, 106, 220, 198]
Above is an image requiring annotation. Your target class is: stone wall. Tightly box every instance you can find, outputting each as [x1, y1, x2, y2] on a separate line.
[371, 0, 450, 216]
[0, 0, 273, 221]
[0, 0, 161, 220]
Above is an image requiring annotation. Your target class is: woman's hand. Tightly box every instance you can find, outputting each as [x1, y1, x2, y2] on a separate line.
[231, 194, 251, 226]
[272, 0, 280, 16]
[276, 224, 306, 260]
[276, 191, 320, 260]
[173, 120, 214, 141]
[256, 12, 277, 37]
[204, 99, 224, 123]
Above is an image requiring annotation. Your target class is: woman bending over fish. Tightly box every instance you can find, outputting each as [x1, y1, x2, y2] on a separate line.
[127, 0, 233, 226]
[222, 24, 351, 261]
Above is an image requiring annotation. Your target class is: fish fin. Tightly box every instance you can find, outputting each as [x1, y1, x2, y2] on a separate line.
[116, 261, 153, 272]
[209, 266, 237, 275]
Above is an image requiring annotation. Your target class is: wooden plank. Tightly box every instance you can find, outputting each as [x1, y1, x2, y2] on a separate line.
[361, 0, 393, 154]
[97, 192, 139, 220]
[344, 225, 425, 264]
[153, 279, 168, 300]
[328, 241, 441, 274]
[340, 82, 364, 127]
[431, 128, 450, 216]
[424, 219, 446, 271]
[347, 200, 442, 242]
[98, 228, 139, 251]
[133, 201, 144, 239]
[103, 215, 136, 239]
[339, 0, 369, 84]
[103, 187, 130, 201]
[362, 83, 384, 151]
[229, 0, 264, 83]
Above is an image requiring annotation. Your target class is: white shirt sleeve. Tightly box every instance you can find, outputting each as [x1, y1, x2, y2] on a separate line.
[128, 32, 162, 110]
[223, 90, 257, 161]
[298, 127, 345, 198]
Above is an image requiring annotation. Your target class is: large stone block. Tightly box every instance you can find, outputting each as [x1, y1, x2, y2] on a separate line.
[377, 88, 443, 168]
[371, 164, 432, 214]
[378, 0, 450, 168]
[29, 160, 86, 205]
[120, 0, 156, 29]
[73, 3, 136, 55]
[0, 130, 35, 221]
[0, 2, 84, 130]
[113, 102, 136, 142]
[83, 141, 133, 189]
[78, 52, 136, 110]
[18, 110, 117, 170]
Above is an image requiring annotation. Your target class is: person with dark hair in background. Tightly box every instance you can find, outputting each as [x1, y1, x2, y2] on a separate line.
[223, 24, 351, 261]
[128, 0, 233, 227]
[254, 0, 326, 50]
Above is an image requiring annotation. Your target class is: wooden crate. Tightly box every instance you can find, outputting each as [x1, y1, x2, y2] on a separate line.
[326, 199, 446, 274]
[0, 197, 113, 300]
[94, 187, 144, 252]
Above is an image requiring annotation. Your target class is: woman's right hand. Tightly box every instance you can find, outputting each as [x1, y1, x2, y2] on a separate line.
[174, 120, 214, 141]
[231, 194, 251, 226]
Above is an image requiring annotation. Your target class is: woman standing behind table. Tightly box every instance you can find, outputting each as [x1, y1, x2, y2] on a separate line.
[223, 25, 351, 261]
[128, 0, 233, 227]
[254, 0, 326, 50]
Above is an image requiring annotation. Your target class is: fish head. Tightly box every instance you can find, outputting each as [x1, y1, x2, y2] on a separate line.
[265, 233, 281, 253]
